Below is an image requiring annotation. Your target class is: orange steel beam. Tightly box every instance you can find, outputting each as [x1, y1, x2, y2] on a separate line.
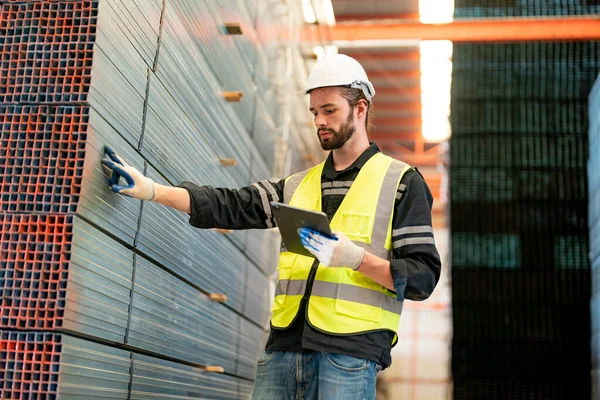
[330, 16, 600, 42]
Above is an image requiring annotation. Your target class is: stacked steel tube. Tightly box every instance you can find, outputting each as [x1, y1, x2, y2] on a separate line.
[590, 74, 600, 398]
[450, 34, 598, 400]
[0, 0, 311, 398]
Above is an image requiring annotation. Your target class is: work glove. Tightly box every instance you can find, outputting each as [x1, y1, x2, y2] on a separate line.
[298, 227, 365, 270]
[101, 145, 155, 201]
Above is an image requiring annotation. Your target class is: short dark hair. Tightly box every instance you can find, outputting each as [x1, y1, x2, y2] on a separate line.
[338, 87, 373, 134]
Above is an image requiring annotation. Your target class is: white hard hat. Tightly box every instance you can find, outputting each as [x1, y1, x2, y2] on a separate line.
[299, 54, 375, 101]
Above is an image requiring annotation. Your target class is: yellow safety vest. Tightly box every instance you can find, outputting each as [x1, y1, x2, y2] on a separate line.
[270, 152, 411, 343]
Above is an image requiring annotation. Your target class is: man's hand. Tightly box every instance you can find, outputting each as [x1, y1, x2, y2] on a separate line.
[101, 145, 155, 201]
[299, 228, 365, 270]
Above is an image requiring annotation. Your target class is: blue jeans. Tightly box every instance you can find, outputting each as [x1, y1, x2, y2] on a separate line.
[251, 351, 381, 400]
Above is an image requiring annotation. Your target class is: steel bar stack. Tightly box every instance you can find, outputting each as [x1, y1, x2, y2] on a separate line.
[0, 0, 313, 398]
[450, 3, 598, 399]
[590, 74, 600, 398]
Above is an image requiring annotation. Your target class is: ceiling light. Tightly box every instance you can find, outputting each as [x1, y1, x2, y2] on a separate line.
[421, 40, 453, 142]
[419, 0, 454, 23]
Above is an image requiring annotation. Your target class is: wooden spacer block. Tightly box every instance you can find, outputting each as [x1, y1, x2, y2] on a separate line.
[219, 158, 237, 167]
[205, 366, 225, 373]
[215, 228, 233, 234]
[209, 293, 228, 303]
[223, 91, 244, 102]
[224, 23, 243, 35]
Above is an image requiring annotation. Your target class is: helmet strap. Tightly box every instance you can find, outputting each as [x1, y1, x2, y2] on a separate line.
[349, 81, 373, 102]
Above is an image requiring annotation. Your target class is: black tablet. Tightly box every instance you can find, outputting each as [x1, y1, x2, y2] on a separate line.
[270, 202, 334, 258]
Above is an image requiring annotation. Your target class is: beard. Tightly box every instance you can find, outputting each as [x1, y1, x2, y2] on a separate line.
[317, 110, 356, 151]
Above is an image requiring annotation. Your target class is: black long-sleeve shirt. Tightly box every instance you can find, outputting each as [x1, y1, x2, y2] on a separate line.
[179, 143, 441, 369]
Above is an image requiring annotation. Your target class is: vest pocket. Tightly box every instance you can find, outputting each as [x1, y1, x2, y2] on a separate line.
[334, 273, 383, 323]
[339, 212, 373, 241]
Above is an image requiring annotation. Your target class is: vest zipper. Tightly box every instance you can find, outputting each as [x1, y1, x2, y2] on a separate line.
[302, 258, 320, 301]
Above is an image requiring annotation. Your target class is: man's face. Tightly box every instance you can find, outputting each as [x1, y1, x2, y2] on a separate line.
[309, 88, 356, 151]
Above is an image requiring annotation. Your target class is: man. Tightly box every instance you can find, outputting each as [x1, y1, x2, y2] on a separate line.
[102, 53, 441, 399]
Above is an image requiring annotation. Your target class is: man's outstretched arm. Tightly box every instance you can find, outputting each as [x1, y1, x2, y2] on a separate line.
[101, 145, 284, 230]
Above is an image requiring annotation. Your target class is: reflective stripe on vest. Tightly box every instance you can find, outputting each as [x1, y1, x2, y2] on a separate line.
[275, 279, 404, 315]
[271, 152, 411, 338]
[284, 168, 311, 204]
[363, 158, 409, 259]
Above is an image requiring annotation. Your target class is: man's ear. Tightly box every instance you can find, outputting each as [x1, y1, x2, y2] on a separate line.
[355, 99, 369, 119]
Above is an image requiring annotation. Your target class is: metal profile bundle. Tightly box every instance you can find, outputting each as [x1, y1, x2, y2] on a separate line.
[148, 3, 258, 186]
[249, 139, 272, 180]
[253, 0, 291, 123]
[0, 212, 265, 377]
[0, 1, 98, 104]
[450, 166, 588, 202]
[452, 336, 589, 380]
[136, 166, 249, 314]
[450, 42, 598, 271]
[0, 330, 131, 399]
[452, 303, 588, 341]
[451, 100, 590, 135]
[243, 228, 280, 276]
[140, 71, 251, 251]
[450, 40, 596, 399]
[0, 0, 326, 396]
[0, 330, 255, 399]
[236, 318, 268, 380]
[88, 0, 155, 148]
[451, 135, 589, 169]
[128, 257, 267, 379]
[97, 0, 162, 69]
[215, 0, 261, 78]
[130, 354, 252, 400]
[452, 269, 591, 306]
[451, 42, 600, 98]
[251, 95, 280, 171]
[454, 0, 600, 18]
[0, 214, 133, 342]
[165, 0, 258, 134]
[0, 1, 151, 149]
[0, 104, 144, 244]
[243, 262, 272, 327]
[590, 73, 600, 397]
[141, 71, 253, 190]
[141, 74, 237, 186]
